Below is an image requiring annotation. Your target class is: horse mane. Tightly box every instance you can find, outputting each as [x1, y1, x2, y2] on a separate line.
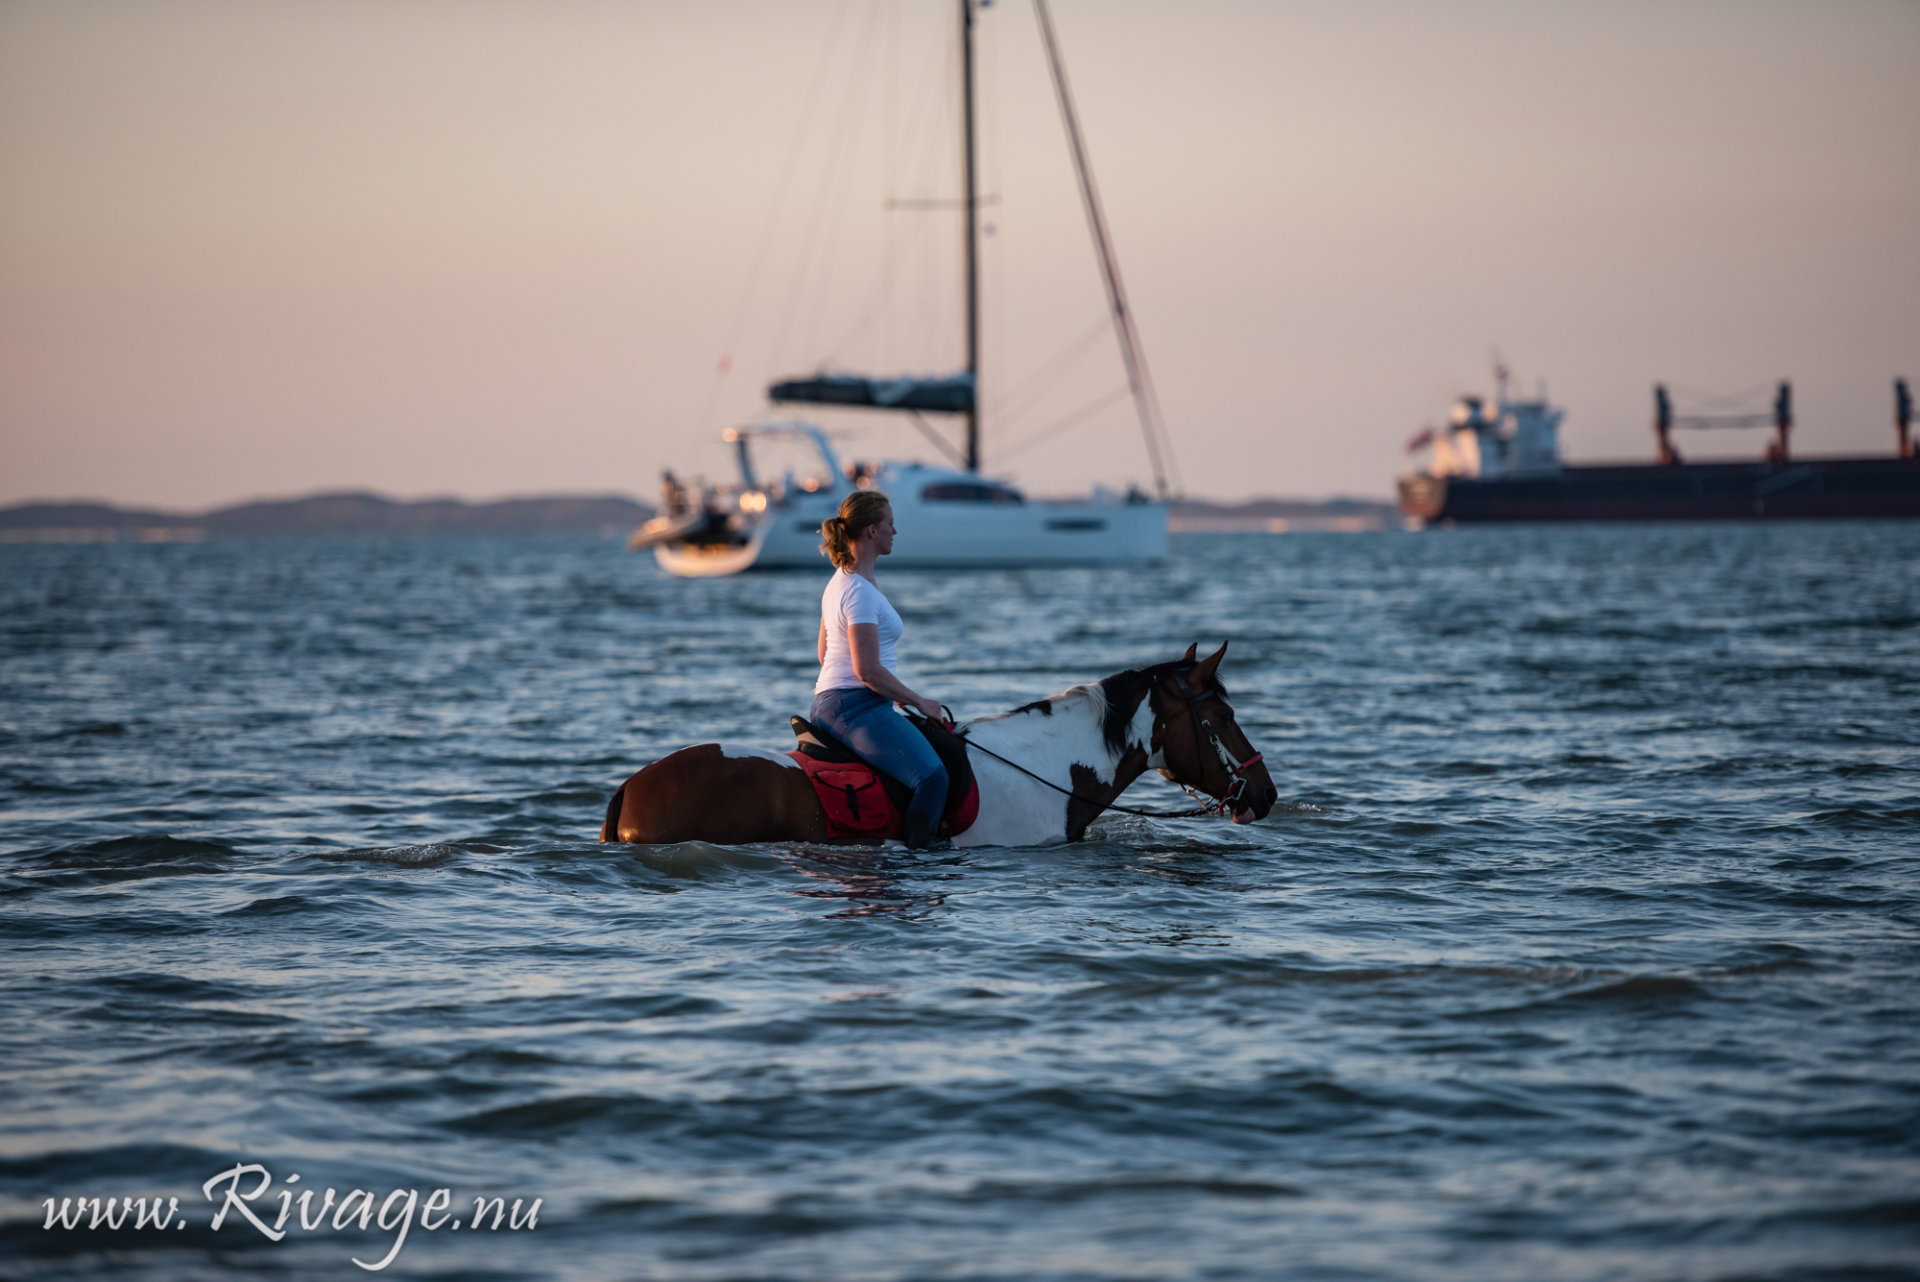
[1099, 659, 1230, 755]
[980, 656, 1226, 760]
[1094, 669, 1151, 757]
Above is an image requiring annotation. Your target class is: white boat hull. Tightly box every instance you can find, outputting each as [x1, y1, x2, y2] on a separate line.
[759, 498, 1163, 570]
[655, 476, 1166, 576]
[645, 432, 1167, 576]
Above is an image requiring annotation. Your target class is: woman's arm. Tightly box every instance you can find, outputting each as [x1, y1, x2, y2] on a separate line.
[818, 619, 828, 665]
[848, 623, 942, 720]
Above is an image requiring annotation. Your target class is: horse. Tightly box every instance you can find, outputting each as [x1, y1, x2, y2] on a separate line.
[599, 642, 1277, 847]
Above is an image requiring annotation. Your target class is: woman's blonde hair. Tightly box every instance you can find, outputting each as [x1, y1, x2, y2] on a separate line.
[819, 489, 891, 570]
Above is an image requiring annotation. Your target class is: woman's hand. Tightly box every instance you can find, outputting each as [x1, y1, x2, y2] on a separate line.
[906, 695, 945, 724]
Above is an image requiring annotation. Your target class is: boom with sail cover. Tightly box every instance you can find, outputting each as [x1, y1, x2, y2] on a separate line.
[768, 373, 974, 415]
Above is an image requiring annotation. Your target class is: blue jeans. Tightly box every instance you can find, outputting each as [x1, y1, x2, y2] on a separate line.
[811, 686, 949, 835]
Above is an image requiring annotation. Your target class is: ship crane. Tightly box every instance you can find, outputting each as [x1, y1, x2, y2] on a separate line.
[1653, 382, 1793, 465]
[1897, 378, 1914, 460]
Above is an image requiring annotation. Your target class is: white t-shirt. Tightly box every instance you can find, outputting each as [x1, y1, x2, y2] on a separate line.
[815, 568, 903, 694]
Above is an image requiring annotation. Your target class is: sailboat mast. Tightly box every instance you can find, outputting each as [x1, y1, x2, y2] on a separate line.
[960, 0, 980, 473]
[1032, 0, 1177, 499]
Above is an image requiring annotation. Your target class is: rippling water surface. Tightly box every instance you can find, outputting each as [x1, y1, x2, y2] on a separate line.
[3, 526, 1917, 1280]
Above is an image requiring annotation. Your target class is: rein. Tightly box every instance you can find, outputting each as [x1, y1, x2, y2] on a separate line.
[956, 734, 1217, 820]
[913, 673, 1260, 822]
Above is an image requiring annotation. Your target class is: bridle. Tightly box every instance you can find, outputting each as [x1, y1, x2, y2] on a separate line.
[1164, 669, 1265, 817]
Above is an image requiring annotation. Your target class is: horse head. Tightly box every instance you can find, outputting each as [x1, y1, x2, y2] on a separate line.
[1145, 642, 1277, 825]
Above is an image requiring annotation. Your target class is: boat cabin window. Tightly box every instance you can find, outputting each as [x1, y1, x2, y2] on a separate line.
[922, 482, 1024, 505]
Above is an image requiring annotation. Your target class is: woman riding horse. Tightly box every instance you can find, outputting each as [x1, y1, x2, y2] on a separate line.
[809, 490, 950, 850]
[599, 651, 1278, 849]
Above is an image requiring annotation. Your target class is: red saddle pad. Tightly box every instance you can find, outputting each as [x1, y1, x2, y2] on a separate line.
[787, 752, 901, 840]
[786, 751, 979, 842]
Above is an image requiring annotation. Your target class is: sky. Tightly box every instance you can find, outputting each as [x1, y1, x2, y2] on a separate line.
[1, 0, 1916, 509]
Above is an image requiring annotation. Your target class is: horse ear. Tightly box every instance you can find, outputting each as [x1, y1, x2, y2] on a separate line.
[1180, 643, 1198, 664]
[1190, 641, 1228, 689]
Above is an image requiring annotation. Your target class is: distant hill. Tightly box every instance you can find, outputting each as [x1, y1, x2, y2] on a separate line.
[0, 491, 655, 541]
[1, 489, 1397, 542]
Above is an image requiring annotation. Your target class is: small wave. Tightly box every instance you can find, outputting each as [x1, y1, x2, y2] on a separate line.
[450, 1046, 567, 1069]
[1559, 974, 1706, 1004]
[1565, 884, 1657, 901]
[13, 833, 243, 867]
[1452, 963, 1610, 985]
[4, 834, 243, 892]
[92, 972, 257, 1003]
[218, 893, 321, 918]
[1453, 972, 1708, 1020]
[1713, 944, 1817, 977]
[504, 990, 731, 1025]
[443, 1093, 682, 1138]
[1046, 953, 1628, 1002]
[516, 784, 610, 806]
[49, 720, 130, 739]
[0, 1141, 237, 1186]
[1768, 854, 1853, 872]
[1558, 751, 1624, 766]
[1805, 805, 1920, 833]
[316, 843, 464, 867]
[617, 841, 789, 878]
[1775, 1195, 1920, 1229]
[578, 1195, 860, 1238]
[949, 1172, 1305, 1205]
[76, 998, 292, 1028]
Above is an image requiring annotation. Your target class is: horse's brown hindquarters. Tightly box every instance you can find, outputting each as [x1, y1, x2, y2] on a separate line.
[603, 745, 831, 845]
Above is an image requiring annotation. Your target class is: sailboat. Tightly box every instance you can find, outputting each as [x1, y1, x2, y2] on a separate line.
[636, 0, 1178, 576]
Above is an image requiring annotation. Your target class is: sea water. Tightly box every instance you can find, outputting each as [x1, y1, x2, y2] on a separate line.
[2, 526, 1916, 1280]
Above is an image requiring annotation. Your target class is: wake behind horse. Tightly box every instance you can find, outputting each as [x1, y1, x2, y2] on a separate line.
[600, 643, 1277, 847]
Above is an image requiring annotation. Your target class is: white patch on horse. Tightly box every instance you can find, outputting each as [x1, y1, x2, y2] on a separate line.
[957, 681, 1140, 846]
[718, 744, 800, 768]
[1130, 696, 1164, 769]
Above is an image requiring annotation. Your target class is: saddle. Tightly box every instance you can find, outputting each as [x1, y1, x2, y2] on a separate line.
[787, 715, 979, 842]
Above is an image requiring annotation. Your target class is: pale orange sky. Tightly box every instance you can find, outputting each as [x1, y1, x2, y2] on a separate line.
[2, 0, 1916, 508]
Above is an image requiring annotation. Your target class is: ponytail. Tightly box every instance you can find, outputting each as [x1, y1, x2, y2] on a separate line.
[820, 489, 891, 570]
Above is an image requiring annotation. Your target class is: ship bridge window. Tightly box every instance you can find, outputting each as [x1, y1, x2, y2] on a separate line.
[922, 482, 1024, 505]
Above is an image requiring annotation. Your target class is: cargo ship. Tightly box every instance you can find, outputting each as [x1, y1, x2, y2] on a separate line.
[1398, 373, 1920, 524]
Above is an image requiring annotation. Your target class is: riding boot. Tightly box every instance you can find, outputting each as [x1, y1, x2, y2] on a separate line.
[903, 766, 949, 852]
[903, 810, 934, 851]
